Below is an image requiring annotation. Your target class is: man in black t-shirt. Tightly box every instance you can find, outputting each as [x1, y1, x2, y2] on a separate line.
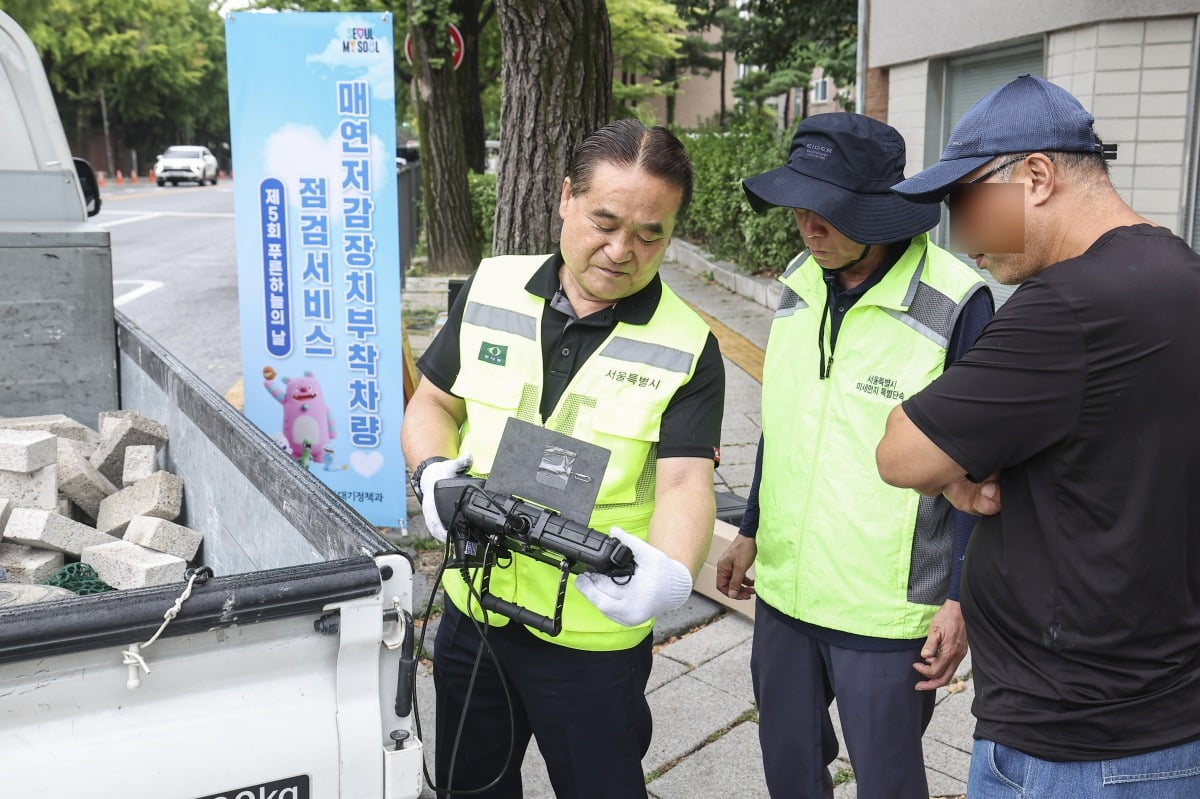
[877, 75, 1200, 798]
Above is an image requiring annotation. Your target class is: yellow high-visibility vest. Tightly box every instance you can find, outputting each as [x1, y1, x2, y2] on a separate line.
[445, 254, 712, 650]
[757, 234, 987, 638]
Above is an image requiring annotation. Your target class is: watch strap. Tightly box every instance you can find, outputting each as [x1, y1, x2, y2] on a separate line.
[410, 455, 449, 502]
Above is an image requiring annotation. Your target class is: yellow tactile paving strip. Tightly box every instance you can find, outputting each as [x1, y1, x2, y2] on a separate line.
[685, 304, 765, 385]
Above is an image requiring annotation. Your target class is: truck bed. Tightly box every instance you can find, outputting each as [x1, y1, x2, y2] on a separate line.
[0, 313, 422, 798]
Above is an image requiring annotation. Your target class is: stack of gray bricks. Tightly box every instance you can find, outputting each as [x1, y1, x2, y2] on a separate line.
[0, 412, 204, 594]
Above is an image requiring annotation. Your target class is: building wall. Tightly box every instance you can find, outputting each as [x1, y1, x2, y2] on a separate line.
[646, 26, 738, 128]
[864, 67, 890, 122]
[881, 12, 1198, 235]
[884, 61, 931, 174]
[870, 0, 1200, 68]
[1046, 16, 1196, 230]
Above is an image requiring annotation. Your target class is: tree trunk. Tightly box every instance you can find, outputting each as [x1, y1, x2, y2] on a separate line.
[408, 0, 481, 275]
[100, 84, 114, 178]
[718, 44, 727, 127]
[454, 0, 489, 174]
[663, 59, 677, 126]
[492, 0, 611, 256]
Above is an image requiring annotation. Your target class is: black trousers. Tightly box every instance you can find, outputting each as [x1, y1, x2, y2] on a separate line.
[433, 599, 654, 798]
[751, 598, 936, 799]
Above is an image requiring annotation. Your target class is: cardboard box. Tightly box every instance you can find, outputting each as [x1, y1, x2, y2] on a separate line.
[694, 519, 755, 620]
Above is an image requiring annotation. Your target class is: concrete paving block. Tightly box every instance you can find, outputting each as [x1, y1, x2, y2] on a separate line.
[654, 592, 724, 644]
[646, 720, 767, 799]
[56, 436, 93, 461]
[924, 739, 971, 796]
[5, 507, 121, 556]
[56, 438, 119, 521]
[657, 613, 754, 668]
[687, 640, 754, 706]
[956, 649, 972, 680]
[121, 444, 159, 487]
[0, 414, 100, 448]
[89, 413, 169, 485]
[0, 542, 65, 583]
[925, 679, 977, 753]
[81, 540, 187, 589]
[124, 515, 202, 560]
[648, 651, 690, 693]
[0, 497, 11, 532]
[0, 429, 57, 473]
[827, 696, 850, 762]
[0, 463, 58, 511]
[95, 471, 184, 537]
[644, 673, 753, 774]
[519, 740, 555, 799]
[97, 410, 139, 439]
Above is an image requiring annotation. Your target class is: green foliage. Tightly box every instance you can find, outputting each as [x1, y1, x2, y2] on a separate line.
[732, 67, 809, 109]
[728, 0, 857, 114]
[677, 113, 804, 276]
[609, 0, 685, 75]
[609, 0, 686, 111]
[7, 0, 229, 168]
[467, 171, 497, 259]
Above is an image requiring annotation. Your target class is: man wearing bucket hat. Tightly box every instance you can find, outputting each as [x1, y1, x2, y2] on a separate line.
[878, 75, 1200, 797]
[715, 112, 993, 798]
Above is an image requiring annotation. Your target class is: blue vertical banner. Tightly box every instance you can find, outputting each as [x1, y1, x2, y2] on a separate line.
[226, 12, 405, 527]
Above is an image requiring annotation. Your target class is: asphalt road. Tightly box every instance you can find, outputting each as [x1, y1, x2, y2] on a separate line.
[95, 179, 242, 397]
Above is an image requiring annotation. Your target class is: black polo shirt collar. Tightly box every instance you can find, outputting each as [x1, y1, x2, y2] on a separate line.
[526, 252, 664, 326]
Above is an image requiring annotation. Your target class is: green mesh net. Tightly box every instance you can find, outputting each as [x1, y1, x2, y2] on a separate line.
[42, 562, 115, 595]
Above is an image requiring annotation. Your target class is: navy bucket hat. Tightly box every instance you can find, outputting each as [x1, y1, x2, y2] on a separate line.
[742, 112, 939, 245]
[892, 74, 1105, 202]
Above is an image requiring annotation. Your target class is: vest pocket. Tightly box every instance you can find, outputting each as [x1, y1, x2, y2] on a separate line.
[586, 400, 663, 505]
[454, 371, 525, 474]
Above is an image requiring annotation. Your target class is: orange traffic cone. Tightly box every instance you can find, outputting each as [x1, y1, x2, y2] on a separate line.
[149, 168, 155, 182]
[97, 171, 106, 187]
[116, 170, 124, 185]
[131, 171, 139, 184]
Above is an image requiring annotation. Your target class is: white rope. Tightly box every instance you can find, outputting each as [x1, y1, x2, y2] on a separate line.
[122, 570, 205, 689]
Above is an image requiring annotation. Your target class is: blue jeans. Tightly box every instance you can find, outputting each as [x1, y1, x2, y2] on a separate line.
[969, 738, 1200, 798]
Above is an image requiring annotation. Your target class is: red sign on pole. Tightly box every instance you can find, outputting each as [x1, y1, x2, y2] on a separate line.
[403, 22, 464, 70]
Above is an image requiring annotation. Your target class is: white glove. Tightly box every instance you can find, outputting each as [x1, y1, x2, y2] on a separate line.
[420, 453, 473, 542]
[575, 528, 693, 627]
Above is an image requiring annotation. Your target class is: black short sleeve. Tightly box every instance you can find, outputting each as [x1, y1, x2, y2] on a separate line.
[414, 272, 477, 394]
[657, 332, 725, 460]
[903, 279, 1086, 481]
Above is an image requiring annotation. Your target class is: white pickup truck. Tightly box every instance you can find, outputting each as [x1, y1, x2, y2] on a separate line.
[0, 10, 423, 797]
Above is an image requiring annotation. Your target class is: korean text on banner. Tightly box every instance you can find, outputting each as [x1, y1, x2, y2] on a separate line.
[226, 12, 405, 527]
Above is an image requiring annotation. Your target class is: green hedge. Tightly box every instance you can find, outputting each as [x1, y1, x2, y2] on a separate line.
[676, 114, 804, 276]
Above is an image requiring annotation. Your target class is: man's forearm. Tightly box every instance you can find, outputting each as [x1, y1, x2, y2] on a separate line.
[876, 404, 966, 494]
[647, 457, 716, 577]
[400, 381, 466, 466]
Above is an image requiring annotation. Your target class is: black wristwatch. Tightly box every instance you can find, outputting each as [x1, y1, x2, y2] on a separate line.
[409, 456, 449, 502]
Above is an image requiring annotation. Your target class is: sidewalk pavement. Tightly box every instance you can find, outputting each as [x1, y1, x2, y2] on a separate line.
[399, 241, 974, 798]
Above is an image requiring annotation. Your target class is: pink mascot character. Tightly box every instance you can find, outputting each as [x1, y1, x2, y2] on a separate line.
[263, 366, 336, 464]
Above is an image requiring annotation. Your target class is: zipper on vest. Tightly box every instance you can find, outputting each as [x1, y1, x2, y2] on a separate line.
[817, 296, 834, 380]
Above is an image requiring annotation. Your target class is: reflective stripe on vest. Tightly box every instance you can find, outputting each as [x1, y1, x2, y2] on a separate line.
[445, 254, 712, 650]
[756, 234, 987, 639]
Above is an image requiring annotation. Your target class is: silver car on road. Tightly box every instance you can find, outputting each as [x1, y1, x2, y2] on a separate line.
[155, 145, 219, 186]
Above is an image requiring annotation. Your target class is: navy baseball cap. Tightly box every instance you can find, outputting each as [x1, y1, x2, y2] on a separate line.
[742, 112, 939, 245]
[892, 75, 1104, 202]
